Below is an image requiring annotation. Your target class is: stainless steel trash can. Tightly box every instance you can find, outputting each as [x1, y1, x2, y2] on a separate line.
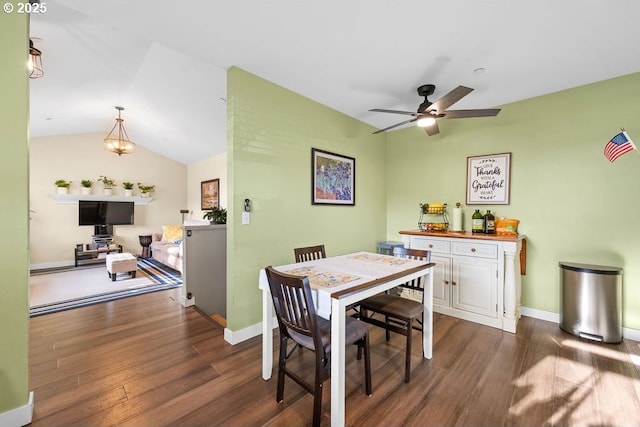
[559, 262, 622, 343]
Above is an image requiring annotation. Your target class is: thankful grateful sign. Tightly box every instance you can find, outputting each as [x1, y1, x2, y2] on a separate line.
[466, 152, 511, 204]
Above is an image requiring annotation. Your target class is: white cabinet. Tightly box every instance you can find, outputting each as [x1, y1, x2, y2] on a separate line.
[431, 254, 451, 308]
[401, 231, 524, 333]
[451, 255, 497, 318]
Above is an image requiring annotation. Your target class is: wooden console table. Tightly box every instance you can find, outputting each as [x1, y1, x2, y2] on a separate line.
[74, 244, 123, 267]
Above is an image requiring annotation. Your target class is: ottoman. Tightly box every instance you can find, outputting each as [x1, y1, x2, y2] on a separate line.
[106, 253, 137, 281]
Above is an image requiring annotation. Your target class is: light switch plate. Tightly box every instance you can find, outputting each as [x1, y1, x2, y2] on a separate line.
[242, 212, 250, 225]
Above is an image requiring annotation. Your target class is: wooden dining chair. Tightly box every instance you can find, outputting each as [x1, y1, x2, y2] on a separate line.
[293, 244, 326, 263]
[358, 247, 430, 383]
[265, 266, 372, 427]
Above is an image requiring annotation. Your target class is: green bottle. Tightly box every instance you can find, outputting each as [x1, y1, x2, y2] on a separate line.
[472, 209, 484, 234]
[484, 210, 495, 234]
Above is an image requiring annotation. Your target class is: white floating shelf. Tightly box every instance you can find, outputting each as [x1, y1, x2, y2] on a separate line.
[52, 194, 153, 205]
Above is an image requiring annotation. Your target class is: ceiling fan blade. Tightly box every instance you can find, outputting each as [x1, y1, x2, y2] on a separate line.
[372, 118, 417, 134]
[424, 122, 440, 136]
[369, 108, 416, 116]
[425, 85, 473, 113]
[441, 109, 501, 119]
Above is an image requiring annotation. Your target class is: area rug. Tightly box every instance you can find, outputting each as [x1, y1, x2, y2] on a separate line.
[29, 257, 182, 317]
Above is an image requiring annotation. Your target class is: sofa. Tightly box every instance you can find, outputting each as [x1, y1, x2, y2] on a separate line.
[149, 225, 183, 273]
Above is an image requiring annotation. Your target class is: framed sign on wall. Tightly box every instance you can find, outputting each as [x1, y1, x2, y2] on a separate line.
[311, 148, 355, 205]
[466, 152, 511, 204]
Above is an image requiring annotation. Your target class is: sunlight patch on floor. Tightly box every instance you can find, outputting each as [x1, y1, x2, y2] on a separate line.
[562, 338, 639, 366]
[509, 338, 640, 425]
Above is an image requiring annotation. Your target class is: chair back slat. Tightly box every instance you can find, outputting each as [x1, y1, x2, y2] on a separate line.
[265, 266, 322, 348]
[294, 245, 326, 263]
[392, 247, 430, 292]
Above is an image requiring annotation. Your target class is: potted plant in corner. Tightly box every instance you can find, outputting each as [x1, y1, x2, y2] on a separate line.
[81, 179, 93, 195]
[202, 206, 227, 224]
[54, 179, 71, 195]
[137, 182, 155, 197]
[98, 175, 116, 196]
[122, 181, 134, 197]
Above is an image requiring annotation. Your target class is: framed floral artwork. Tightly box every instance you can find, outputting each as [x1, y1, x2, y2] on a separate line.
[201, 178, 220, 210]
[311, 148, 355, 205]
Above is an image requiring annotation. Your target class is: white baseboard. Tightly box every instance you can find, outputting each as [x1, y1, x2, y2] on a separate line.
[181, 295, 195, 307]
[224, 323, 261, 345]
[624, 327, 640, 342]
[521, 306, 640, 342]
[0, 391, 33, 427]
[224, 317, 278, 345]
[521, 306, 560, 323]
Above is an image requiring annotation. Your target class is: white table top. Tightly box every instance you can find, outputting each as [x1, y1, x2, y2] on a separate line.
[259, 251, 429, 318]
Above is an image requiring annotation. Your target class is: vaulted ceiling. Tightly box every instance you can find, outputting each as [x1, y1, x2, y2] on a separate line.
[29, 0, 640, 164]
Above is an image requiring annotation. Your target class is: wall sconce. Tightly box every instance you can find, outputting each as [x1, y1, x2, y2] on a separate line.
[29, 39, 44, 79]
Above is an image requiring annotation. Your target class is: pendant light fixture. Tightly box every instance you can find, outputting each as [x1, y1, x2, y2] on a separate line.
[29, 39, 44, 79]
[103, 106, 136, 156]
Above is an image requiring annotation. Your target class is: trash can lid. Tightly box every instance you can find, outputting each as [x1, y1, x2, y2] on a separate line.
[559, 261, 623, 275]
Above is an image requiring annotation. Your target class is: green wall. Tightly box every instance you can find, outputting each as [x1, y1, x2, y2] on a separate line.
[0, 5, 30, 414]
[227, 67, 387, 331]
[386, 72, 640, 328]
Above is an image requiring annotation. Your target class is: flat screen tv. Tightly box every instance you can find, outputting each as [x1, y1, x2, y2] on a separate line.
[78, 200, 135, 225]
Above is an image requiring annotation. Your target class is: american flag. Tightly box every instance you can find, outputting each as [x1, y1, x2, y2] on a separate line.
[604, 131, 636, 162]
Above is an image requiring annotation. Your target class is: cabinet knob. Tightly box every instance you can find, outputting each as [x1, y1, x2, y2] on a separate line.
[452, 281, 457, 286]
[444, 280, 449, 285]
[471, 248, 476, 252]
[429, 244, 434, 248]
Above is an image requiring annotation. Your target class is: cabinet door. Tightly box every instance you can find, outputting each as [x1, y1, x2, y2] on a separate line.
[452, 256, 498, 318]
[431, 255, 451, 308]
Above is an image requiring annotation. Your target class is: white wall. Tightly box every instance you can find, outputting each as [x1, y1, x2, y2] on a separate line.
[29, 132, 187, 268]
[186, 152, 227, 221]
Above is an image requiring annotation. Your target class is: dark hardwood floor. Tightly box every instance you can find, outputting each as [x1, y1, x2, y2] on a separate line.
[28, 288, 640, 426]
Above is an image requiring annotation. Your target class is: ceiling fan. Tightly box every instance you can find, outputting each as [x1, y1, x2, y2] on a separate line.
[369, 84, 501, 136]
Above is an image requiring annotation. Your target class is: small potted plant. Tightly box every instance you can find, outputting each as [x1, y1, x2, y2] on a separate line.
[137, 182, 155, 197]
[55, 179, 71, 195]
[98, 175, 116, 195]
[202, 206, 227, 224]
[122, 181, 134, 197]
[81, 179, 93, 195]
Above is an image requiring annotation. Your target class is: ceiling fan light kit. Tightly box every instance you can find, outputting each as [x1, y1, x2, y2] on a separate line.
[370, 83, 501, 136]
[416, 117, 436, 127]
[104, 106, 136, 156]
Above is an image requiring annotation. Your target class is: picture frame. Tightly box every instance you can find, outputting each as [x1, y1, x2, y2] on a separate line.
[311, 148, 355, 205]
[466, 152, 511, 205]
[201, 178, 220, 210]
[76, 244, 84, 252]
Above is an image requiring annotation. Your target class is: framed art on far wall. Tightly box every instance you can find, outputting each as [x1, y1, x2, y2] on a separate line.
[201, 178, 220, 210]
[466, 152, 511, 205]
[311, 148, 355, 205]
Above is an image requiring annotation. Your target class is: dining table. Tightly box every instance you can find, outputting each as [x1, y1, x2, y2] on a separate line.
[258, 251, 435, 427]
